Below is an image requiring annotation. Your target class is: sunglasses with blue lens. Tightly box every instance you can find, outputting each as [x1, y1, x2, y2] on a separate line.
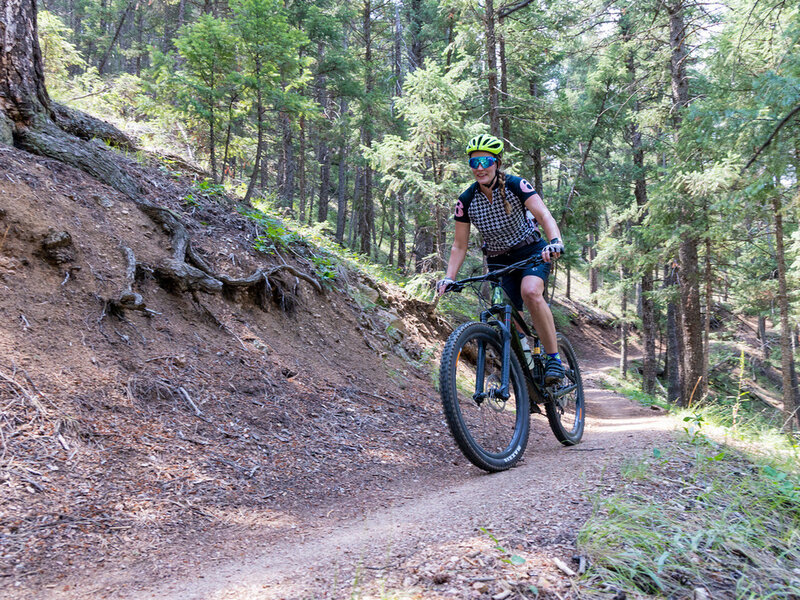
[469, 156, 498, 169]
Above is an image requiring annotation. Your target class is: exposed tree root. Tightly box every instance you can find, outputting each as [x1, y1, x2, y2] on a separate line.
[17, 111, 321, 315]
[51, 102, 136, 151]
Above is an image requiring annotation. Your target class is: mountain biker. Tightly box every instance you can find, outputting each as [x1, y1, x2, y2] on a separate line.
[437, 133, 565, 383]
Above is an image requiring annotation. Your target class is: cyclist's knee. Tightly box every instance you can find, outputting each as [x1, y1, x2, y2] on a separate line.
[521, 286, 545, 306]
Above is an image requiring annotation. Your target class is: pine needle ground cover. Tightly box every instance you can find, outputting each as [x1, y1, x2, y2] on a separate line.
[577, 441, 800, 599]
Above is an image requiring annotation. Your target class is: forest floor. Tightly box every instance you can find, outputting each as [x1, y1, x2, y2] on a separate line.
[0, 143, 680, 599]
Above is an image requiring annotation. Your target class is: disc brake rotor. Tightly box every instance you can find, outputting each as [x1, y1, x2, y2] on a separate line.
[485, 374, 507, 412]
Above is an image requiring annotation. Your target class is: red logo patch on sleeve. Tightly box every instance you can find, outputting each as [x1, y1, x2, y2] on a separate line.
[520, 179, 534, 194]
[454, 200, 464, 217]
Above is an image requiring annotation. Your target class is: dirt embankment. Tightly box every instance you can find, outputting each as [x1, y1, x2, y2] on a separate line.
[0, 144, 450, 591]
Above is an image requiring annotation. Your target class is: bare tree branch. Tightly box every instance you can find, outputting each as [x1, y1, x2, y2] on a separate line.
[498, 0, 535, 19]
[744, 103, 800, 171]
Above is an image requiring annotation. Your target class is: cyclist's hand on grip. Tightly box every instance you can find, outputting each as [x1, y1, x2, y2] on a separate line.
[436, 277, 455, 296]
[542, 238, 564, 263]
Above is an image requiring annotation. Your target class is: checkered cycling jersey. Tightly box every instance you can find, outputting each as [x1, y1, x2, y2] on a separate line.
[453, 174, 541, 255]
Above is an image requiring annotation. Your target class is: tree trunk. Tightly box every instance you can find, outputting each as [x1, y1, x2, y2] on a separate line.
[531, 146, 543, 197]
[208, 106, 218, 183]
[641, 269, 657, 395]
[407, 0, 423, 70]
[335, 32, 349, 243]
[299, 115, 307, 221]
[588, 231, 598, 296]
[317, 142, 330, 223]
[772, 194, 798, 429]
[620, 266, 628, 378]
[386, 196, 395, 265]
[349, 168, 362, 248]
[678, 232, 704, 406]
[414, 224, 435, 274]
[397, 191, 407, 271]
[359, 0, 374, 256]
[392, 1, 403, 111]
[498, 16, 510, 142]
[281, 112, 295, 210]
[335, 145, 348, 243]
[98, 1, 134, 75]
[1, 0, 51, 134]
[244, 86, 264, 204]
[623, 14, 657, 395]
[134, 7, 144, 76]
[668, 0, 704, 406]
[665, 265, 682, 404]
[315, 42, 331, 224]
[484, 0, 500, 136]
[566, 263, 571, 300]
[758, 316, 769, 360]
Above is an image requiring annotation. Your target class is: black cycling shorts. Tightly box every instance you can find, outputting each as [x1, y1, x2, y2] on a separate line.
[487, 238, 551, 310]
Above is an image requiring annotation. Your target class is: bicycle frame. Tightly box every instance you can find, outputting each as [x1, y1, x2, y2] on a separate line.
[474, 283, 577, 406]
[446, 254, 578, 407]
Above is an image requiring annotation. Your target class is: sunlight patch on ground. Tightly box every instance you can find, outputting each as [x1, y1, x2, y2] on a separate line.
[207, 507, 300, 529]
[363, 447, 416, 466]
[588, 415, 674, 434]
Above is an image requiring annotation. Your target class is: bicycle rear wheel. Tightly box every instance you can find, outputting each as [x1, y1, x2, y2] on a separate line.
[545, 333, 585, 445]
[439, 322, 530, 472]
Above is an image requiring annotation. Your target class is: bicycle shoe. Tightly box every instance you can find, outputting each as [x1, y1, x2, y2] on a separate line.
[544, 355, 565, 384]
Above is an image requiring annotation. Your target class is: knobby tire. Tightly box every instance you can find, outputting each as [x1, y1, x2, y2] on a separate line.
[439, 322, 530, 472]
[545, 333, 585, 445]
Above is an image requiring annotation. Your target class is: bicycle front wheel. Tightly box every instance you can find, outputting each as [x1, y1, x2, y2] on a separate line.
[545, 333, 585, 445]
[439, 322, 530, 472]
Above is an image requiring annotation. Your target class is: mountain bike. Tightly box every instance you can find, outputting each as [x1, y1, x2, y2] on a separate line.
[438, 256, 585, 472]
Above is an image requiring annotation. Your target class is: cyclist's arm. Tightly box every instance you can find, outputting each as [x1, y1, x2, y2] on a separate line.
[524, 193, 561, 243]
[525, 194, 562, 261]
[445, 221, 471, 280]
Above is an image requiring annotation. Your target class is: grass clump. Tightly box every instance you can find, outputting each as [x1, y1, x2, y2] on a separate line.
[578, 443, 800, 599]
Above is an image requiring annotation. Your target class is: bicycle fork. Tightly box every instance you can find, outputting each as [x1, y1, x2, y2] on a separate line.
[473, 305, 514, 403]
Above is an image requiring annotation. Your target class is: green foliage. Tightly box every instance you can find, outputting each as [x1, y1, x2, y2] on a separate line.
[479, 528, 526, 566]
[183, 178, 228, 208]
[231, 0, 310, 102]
[579, 444, 800, 599]
[309, 253, 338, 283]
[241, 208, 303, 253]
[38, 10, 86, 92]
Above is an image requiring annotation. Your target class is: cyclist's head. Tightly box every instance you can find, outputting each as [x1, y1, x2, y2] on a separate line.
[466, 134, 509, 212]
[465, 133, 503, 157]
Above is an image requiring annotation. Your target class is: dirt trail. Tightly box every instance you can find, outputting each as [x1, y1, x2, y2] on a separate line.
[67, 361, 676, 600]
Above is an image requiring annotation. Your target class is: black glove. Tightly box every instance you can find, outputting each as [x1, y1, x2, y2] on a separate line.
[542, 238, 564, 260]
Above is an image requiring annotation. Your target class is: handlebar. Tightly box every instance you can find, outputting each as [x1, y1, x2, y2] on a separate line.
[445, 255, 545, 294]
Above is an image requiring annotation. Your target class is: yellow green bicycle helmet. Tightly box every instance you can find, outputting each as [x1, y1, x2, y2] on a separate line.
[465, 133, 504, 156]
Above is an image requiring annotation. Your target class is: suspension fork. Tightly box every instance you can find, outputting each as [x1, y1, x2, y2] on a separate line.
[473, 306, 513, 401]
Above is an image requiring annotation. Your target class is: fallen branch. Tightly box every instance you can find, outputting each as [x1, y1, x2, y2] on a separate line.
[178, 386, 203, 417]
[0, 370, 54, 416]
[553, 557, 576, 577]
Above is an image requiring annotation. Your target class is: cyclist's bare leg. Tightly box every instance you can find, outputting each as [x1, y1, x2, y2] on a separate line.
[519, 274, 558, 354]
